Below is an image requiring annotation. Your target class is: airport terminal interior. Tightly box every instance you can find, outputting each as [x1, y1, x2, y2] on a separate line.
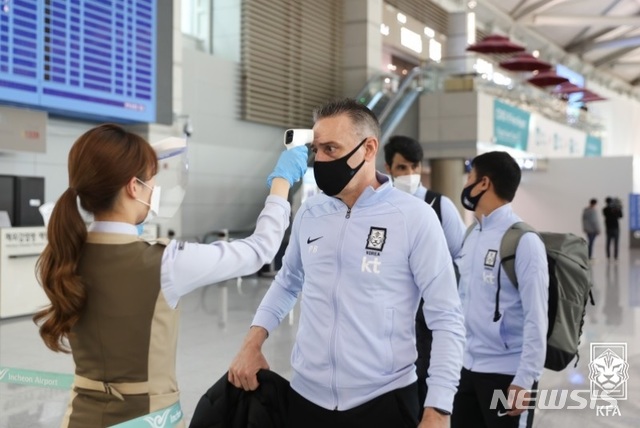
[1, 250, 640, 426]
[1, 0, 640, 427]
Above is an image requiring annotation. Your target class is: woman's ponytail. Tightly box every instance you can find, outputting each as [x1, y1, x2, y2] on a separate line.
[33, 187, 87, 353]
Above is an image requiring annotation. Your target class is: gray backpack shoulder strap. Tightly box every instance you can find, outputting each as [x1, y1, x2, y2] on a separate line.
[499, 222, 537, 288]
[463, 223, 475, 243]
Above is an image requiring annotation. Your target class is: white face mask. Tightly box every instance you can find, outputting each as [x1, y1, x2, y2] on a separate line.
[393, 174, 421, 194]
[135, 178, 162, 223]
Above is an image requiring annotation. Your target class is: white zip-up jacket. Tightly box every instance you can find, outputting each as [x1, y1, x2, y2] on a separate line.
[457, 204, 548, 389]
[252, 173, 465, 412]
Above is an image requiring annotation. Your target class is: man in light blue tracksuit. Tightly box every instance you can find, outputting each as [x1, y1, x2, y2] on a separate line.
[229, 98, 466, 428]
[452, 151, 548, 428]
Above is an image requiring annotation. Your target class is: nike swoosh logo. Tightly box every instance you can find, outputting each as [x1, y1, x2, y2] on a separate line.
[307, 236, 323, 244]
[429, 199, 436, 207]
[497, 411, 509, 417]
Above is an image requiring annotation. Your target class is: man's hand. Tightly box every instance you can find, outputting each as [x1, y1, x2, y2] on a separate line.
[418, 407, 449, 428]
[228, 326, 269, 391]
[506, 384, 531, 416]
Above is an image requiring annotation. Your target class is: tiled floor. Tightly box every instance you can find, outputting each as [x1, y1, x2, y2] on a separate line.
[1, 248, 638, 427]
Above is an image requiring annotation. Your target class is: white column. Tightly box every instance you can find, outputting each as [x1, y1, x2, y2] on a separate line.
[430, 158, 467, 216]
[444, 11, 473, 75]
[342, 0, 384, 96]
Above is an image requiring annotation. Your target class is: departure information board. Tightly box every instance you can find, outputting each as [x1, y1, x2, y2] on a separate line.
[0, 0, 156, 123]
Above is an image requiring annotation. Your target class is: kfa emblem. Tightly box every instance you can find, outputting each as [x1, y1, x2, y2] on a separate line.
[589, 343, 629, 400]
[366, 227, 387, 252]
[484, 250, 498, 268]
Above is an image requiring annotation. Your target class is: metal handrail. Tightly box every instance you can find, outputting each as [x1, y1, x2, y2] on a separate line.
[377, 66, 424, 125]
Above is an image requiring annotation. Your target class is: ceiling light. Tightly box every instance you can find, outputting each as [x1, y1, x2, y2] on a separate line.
[401, 27, 422, 54]
[397, 13, 406, 24]
[429, 39, 441, 62]
[424, 26, 435, 38]
[467, 12, 476, 45]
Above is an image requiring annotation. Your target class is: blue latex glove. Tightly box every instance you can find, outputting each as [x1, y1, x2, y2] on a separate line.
[267, 145, 309, 188]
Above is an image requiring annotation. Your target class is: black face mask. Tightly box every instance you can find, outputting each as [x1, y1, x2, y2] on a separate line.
[313, 138, 367, 197]
[460, 178, 487, 211]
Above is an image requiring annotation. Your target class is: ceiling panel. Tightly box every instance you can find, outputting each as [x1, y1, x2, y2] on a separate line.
[477, 0, 640, 85]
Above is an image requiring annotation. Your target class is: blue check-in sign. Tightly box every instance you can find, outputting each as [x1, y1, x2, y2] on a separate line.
[630, 194, 640, 231]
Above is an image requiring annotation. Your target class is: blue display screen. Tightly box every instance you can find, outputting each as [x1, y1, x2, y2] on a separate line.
[0, 0, 156, 123]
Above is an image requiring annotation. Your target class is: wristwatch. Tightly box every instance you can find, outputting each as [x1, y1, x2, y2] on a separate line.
[432, 407, 451, 416]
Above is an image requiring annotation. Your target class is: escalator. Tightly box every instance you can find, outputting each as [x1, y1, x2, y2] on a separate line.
[356, 66, 440, 143]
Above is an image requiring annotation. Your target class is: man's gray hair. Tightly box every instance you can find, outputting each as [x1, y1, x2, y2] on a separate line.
[313, 98, 380, 140]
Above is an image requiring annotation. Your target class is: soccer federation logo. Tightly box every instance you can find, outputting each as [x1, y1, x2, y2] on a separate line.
[589, 343, 629, 400]
[365, 227, 387, 252]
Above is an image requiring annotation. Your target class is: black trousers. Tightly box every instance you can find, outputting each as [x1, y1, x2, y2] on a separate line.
[606, 229, 620, 259]
[288, 382, 419, 428]
[586, 232, 597, 259]
[452, 368, 536, 428]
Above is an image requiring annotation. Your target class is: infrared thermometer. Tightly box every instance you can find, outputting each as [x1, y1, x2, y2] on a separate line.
[284, 129, 313, 149]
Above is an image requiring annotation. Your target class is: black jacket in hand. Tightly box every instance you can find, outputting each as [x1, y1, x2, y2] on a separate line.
[189, 369, 290, 428]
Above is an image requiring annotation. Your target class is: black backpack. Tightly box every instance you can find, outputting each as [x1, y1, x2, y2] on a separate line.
[424, 189, 442, 222]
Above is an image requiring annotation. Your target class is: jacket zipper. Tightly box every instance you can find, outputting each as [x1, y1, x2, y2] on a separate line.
[330, 205, 351, 409]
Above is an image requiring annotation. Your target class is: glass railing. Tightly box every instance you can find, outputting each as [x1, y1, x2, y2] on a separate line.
[355, 71, 401, 117]
[356, 66, 445, 142]
[356, 62, 604, 138]
[472, 75, 604, 135]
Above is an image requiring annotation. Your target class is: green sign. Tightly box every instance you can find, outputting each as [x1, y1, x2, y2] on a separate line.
[494, 99, 531, 151]
[0, 366, 183, 427]
[584, 135, 602, 157]
[109, 402, 183, 428]
[0, 367, 74, 390]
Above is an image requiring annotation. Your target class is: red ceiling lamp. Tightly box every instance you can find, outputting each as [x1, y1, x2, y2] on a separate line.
[527, 69, 569, 87]
[552, 82, 585, 94]
[581, 90, 608, 102]
[499, 53, 552, 72]
[466, 34, 526, 54]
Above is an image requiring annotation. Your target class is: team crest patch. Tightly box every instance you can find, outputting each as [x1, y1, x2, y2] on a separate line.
[484, 249, 498, 267]
[366, 227, 387, 252]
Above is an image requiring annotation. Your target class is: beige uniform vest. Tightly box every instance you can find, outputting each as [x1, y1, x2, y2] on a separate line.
[61, 232, 183, 428]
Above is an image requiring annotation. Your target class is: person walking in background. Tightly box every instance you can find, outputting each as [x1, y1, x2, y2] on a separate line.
[582, 198, 600, 260]
[603, 196, 623, 261]
[229, 98, 466, 428]
[33, 124, 308, 427]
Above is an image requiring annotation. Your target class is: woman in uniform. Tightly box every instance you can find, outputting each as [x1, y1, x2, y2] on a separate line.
[33, 123, 308, 427]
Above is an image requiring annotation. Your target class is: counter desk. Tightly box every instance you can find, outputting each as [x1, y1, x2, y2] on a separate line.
[0, 225, 159, 319]
[0, 227, 49, 319]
